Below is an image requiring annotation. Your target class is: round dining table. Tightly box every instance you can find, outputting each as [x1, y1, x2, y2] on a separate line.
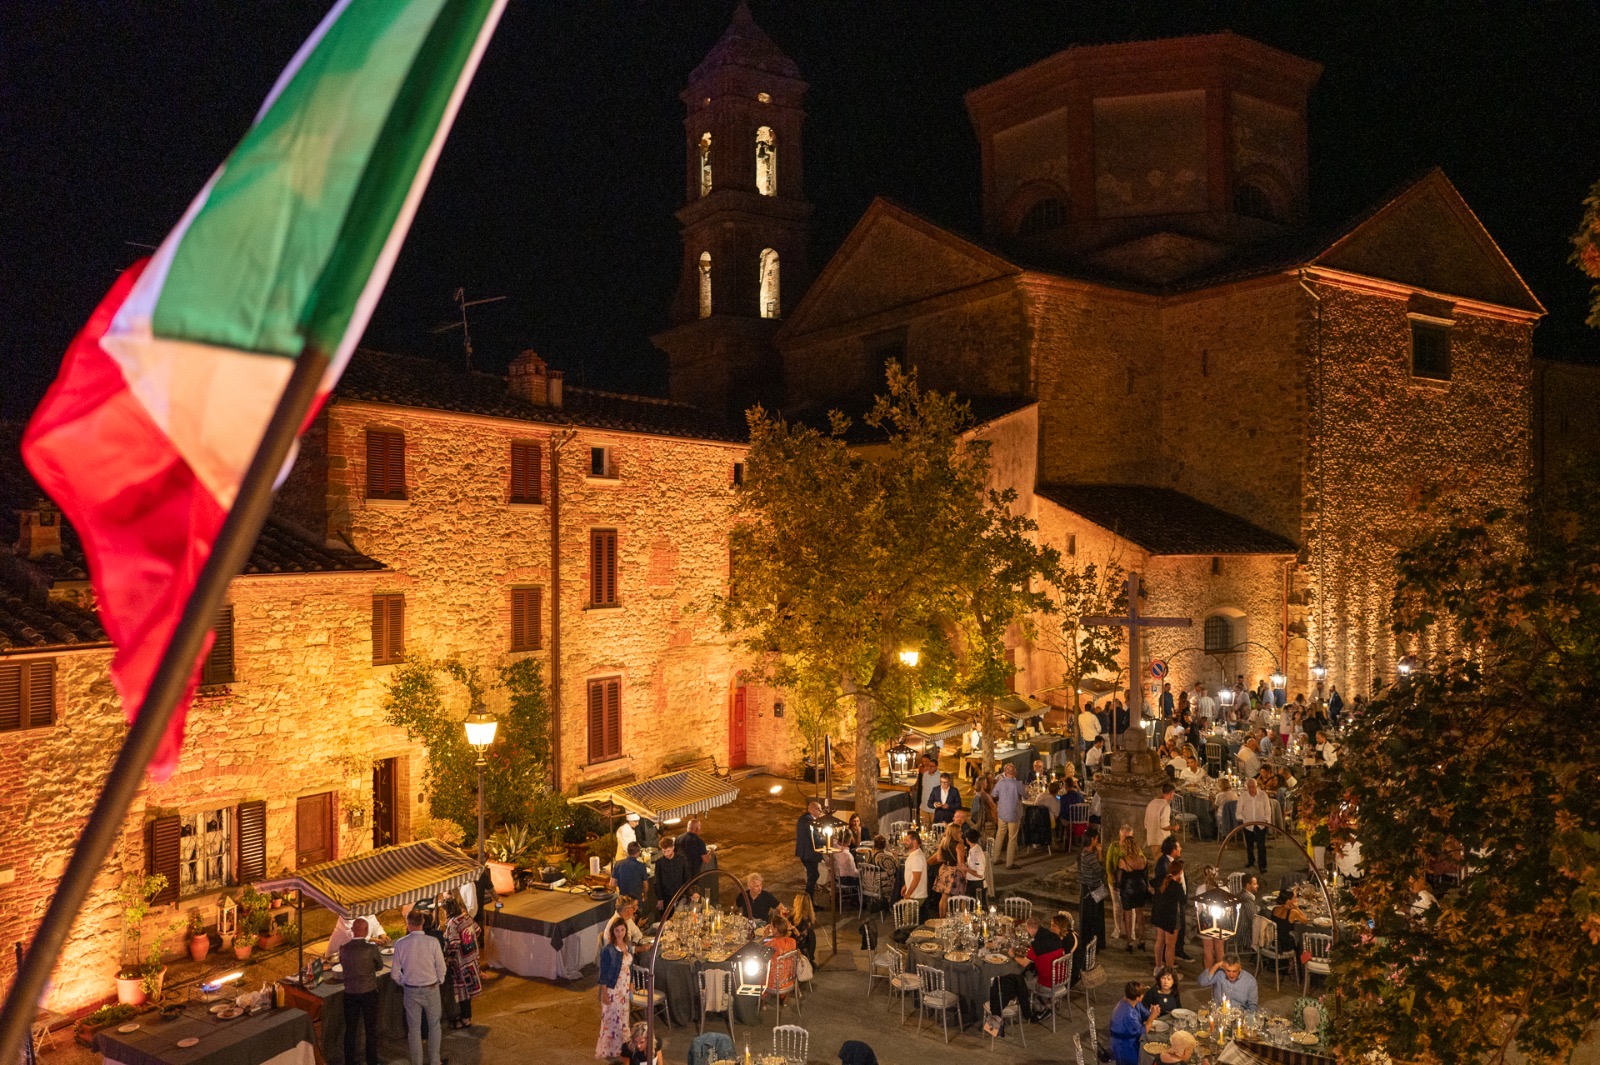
[902, 923, 1024, 1020]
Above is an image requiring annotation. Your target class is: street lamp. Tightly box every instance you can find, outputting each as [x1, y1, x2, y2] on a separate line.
[464, 701, 499, 866]
[1194, 883, 1243, 940]
[898, 647, 920, 668]
[886, 741, 918, 784]
[1270, 669, 1287, 691]
[1218, 686, 1236, 710]
[1397, 655, 1418, 679]
[1311, 661, 1328, 683]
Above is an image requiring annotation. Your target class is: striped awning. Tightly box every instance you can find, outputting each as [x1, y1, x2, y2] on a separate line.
[996, 694, 1050, 724]
[580, 769, 739, 823]
[901, 711, 967, 744]
[253, 838, 482, 918]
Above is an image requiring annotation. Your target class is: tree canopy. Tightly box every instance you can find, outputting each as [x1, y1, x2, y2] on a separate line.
[1306, 469, 1600, 1065]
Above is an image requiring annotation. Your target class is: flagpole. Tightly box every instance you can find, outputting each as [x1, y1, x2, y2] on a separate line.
[0, 349, 330, 1064]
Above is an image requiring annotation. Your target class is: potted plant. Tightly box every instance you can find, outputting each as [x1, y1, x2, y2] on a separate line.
[484, 824, 533, 895]
[115, 873, 168, 1006]
[258, 913, 286, 951]
[562, 805, 606, 865]
[74, 1004, 138, 1048]
[233, 931, 258, 960]
[238, 885, 270, 941]
[187, 912, 211, 963]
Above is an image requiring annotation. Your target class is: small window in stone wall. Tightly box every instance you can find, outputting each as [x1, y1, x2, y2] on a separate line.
[510, 441, 543, 503]
[179, 806, 233, 895]
[365, 429, 406, 499]
[732, 462, 745, 487]
[1067, 535, 1077, 557]
[590, 446, 615, 478]
[510, 587, 543, 651]
[0, 659, 55, 732]
[1203, 614, 1234, 654]
[1411, 318, 1452, 381]
[201, 606, 235, 687]
[372, 594, 406, 665]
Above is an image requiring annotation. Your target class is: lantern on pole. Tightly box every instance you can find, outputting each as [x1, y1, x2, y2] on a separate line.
[1194, 883, 1243, 940]
[1217, 686, 1236, 710]
[1397, 655, 1418, 678]
[815, 810, 847, 854]
[734, 941, 773, 995]
[1270, 669, 1287, 691]
[897, 647, 920, 668]
[886, 741, 918, 784]
[1311, 661, 1328, 682]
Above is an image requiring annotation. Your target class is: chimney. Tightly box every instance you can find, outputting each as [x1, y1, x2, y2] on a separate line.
[507, 349, 563, 408]
[16, 500, 63, 560]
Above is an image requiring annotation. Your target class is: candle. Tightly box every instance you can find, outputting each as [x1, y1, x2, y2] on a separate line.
[589, 856, 601, 876]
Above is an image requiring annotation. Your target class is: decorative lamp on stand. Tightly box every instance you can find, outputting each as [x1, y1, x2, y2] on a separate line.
[1397, 655, 1419, 679]
[887, 741, 918, 785]
[1218, 686, 1236, 711]
[815, 810, 847, 854]
[1194, 883, 1243, 941]
[1270, 669, 1287, 692]
[464, 701, 499, 867]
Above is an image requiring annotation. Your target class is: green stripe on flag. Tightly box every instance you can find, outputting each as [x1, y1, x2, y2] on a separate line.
[152, 0, 488, 359]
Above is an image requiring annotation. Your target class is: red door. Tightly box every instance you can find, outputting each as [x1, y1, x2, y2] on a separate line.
[730, 687, 748, 769]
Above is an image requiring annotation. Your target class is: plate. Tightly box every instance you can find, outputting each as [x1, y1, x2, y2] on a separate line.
[917, 942, 942, 954]
[208, 1004, 231, 1015]
[1291, 1032, 1319, 1045]
[1143, 1044, 1169, 1055]
[925, 918, 947, 928]
[706, 951, 731, 963]
[1171, 1008, 1197, 1021]
[660, 950, 687, 961]
[381, 947, 395, 956]
[1149, 1020, 1169, 1033]
[909, 929, 936, 940]
[331, 963, 344, 973]
[984, 952, 1010, 964]
[218, 1008, 244, 1020]
[117, 1023, 140, 1033]
[176, 1038, 201, 1049]
[946, 950, 972, 962]
[1313, 917, 1333, 927]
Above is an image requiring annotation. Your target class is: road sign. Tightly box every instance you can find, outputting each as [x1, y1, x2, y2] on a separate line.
[1150, 659, 1168, 679]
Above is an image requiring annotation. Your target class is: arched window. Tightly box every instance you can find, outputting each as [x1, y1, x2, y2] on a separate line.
[1234, 181, 1281, 223]
[1017, 197, 1068, 236]
[698, 252, 712, 319]
[1203, 614, 1234, 654]
[698, 133, 713, 197]
[758, 248, 780, 318]
[755, 126, 776, 197]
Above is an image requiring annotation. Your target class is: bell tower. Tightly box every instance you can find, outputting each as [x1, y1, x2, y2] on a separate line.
[653, 2, 810, 418]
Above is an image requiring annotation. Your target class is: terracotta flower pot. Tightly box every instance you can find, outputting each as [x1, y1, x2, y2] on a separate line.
[486, 860, 517, 896]
[258, 933, 283, 950]
[114, 974, 147, 1007]
[189, 935, 211, 963]
[234, 942, 254, 961]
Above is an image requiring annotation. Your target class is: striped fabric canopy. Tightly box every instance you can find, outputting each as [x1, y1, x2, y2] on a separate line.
[580, 769, 739, 822]
[901, 711, 968, 743]
[254, 838, 481, 918]
[996, 694, 1050, 724]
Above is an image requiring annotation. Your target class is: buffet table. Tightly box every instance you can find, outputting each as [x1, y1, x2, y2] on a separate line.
[97, 1007, 315, 1065]
[280, 971, 404, 1065]
[487, 889, 612, 979]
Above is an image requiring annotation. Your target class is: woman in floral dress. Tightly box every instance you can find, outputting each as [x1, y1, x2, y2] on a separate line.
[443, 897, 483, 1029]
[595, 920, 633, 1060]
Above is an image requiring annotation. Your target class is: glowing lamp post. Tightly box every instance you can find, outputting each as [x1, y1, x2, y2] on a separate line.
[1270, 669, 1287, 692]
[1194, 883, 1243, 940]
[887, 741, 918, 784]
[464, 702, 499, 866]
[815, 810, 847, 854]
[1397, 655, 1418, 679]
[898, 647, 920, 668]
[1311, 661, 1328, 683]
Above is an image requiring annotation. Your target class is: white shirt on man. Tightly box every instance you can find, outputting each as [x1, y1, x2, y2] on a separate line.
[966, 841, 987, 884]
[1237, 786, 1272, 826]
[615, 820, 637, 862]
[1234, 745, 1261, 779]
[391, 929, 447, 988]
[903, 848, 929, 900]
[1144, 796, 1173, 848]
[1078, 709, 1102, 742]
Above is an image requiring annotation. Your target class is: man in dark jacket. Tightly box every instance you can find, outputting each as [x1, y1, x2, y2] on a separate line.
[928, 773, 963, 825]
[652, 836, 691, 919]
[795, 800, 822, 896]
[678, 817, 708, 880]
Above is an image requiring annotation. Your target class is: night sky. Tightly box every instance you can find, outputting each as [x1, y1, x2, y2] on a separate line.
[4, 2, 1598, 420]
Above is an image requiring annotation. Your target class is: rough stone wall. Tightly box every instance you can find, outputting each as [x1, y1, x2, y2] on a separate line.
[1304, 284, 1532, 697]
[1157, 278, 1307, 543]
[1023, 278, 1163, 485]
[324, 401, 772, 793]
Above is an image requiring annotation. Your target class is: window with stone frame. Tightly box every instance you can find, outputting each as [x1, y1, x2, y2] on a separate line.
[1410, 318, 1452, 381]
[755, 126, 776, 196]
[179, 806, 233, 895]
[1203, 614, 1234, 654]
[371, 594, 406, 664]
[587, 676, 622, 762]
[200, 606, 235, 687]
[0, 659, 55, 733]
[590, 529, 618, 607]
[365, 429, 406, 500]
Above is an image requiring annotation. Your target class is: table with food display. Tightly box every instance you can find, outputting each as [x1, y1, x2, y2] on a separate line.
[1137, 998, 1332, 1064]
[903, 911, 1027, 1020]
[278, 958, 404, 1065]
[487, 884, 615, 980]
[96, 1001, 315, 1065]
[650, 901, 765, 1026]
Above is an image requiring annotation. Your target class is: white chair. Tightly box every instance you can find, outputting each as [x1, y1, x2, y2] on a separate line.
[771, 1024, 809, 1065]
[1064, 802, 1091, 852]
[916, 964, 963, 1043]
[892, 898, 922, 931]
[1079, 939, 1100, 1013]
[866, 938, 901, 998]
[1226, 871, 1246, 897]
[946, 894, 978, 918]
[697, 966, 734, 1038]
[761, 949, 802, 1024]
[630, 964, 668, 1025]
[1002, 895, 1032, 922]
[886, 819, 909, 841]
[1302, 932, 1333, 993]
[1033, 952, 1073, 1031]
[888, 952, 921, 1023]
[1253, 916, 1298, 991]
[859, 864, 887, 917]
[985, 974, 1027, 1050]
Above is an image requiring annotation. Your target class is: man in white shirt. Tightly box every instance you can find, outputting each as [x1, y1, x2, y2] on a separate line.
[900, 830, 930, 920]
[391, 910, 448, 1065]
[1144, 782, 1179, 855]
[615, 811, 639, 862]
[1083, 736, 1105, 781]
[1237, 778, 1273, 872]
[963, 827, 988, 905]
[1317, 731, 1339, 767]
[1234, 738, 1262, 780]
[1195, 685, 1218, 723]
[1179, 756, 1208, 789]
[1077, 703, 1102, 759]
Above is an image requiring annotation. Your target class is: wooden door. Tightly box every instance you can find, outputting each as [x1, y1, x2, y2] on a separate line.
[730, 686, 748, 769]
[372, 759, 398, 850]
[296, 791, 335, 867]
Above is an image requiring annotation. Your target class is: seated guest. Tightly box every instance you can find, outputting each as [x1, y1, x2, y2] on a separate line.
[1142, 967, 1182, 1016]
[1179, 756, 1208, 788]
[1197, 959, 1259, 1011]
[1016, 914, 1066, 997]
[738, 874, 781, 921]
[790, 893, 817, 962]
[599, 896, 647, 949]
[1269, 891, 1308, 956]
[1233, 738, 1262, 780]
[1025, 758, 1050, 787]
[1110, 981, 1154, 1065]
[1084, 736, 1106, 779]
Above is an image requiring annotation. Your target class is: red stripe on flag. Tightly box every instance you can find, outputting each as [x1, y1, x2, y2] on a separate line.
[23, 262, 221, 781]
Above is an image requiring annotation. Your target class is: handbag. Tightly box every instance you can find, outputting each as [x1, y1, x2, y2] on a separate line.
[1081, 963, 1108, 989]
[797, 954, 814, 982]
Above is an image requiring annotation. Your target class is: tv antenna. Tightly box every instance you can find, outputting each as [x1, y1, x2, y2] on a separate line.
[430, 287, 506, 369]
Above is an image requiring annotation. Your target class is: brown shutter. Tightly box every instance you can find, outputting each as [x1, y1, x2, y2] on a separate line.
[587, 680, 605, 762]
[365, 431, 386, 496]
[605, 679, 621, 759]
[510, 588, 542, 651]
[590, 530, 617, 606]
[236, 800, 267, 882]
[26, 660, 54, 728]
[510, 442, 542, 503]
[388, 595, 405, 659]
[371, 595, 387, 664]
[387, 434, 406, 497]
[0, 663, 21, 732]
[604, 532, 617, 605]
[147, 815, 180, 904]
[510, 589, 525, 650]
[202, 607, 235, 686]
[366, 431, 405, 499]
[528, 587, 542, 649]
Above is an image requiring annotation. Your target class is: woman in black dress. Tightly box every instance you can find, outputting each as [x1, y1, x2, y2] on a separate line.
[1115, 826, 1150, 952]
[1150, 859, 1186, 975]
[1142, 966, 1183, 1015]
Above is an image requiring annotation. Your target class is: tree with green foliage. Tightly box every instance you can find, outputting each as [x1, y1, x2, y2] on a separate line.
[1037, 557, 1128, 711]
[382, 655, 554, 844]
[1572, 177, 1600, 327]
[722, 363, 1056, 827]
[1304, 468, 1600, 1065]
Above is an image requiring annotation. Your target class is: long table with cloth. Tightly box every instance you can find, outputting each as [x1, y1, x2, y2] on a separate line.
[487, 888, 611, 979]
[965, 743, 1034, 779]
[97, 1007, 315, 1065]
[280, 971, 404, 1065]
[1028, 734, 1075, 769]
[903, 919, 1024, 1021]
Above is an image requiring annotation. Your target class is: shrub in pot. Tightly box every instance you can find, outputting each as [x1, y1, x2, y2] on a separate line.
[485, 823, 535, 894]
[115, 873, 168, 1006]
[234, 932, 258, 960]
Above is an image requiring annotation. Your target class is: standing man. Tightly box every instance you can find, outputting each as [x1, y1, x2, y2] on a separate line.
[1143, 781, 1180, 857]
[1078, 827, 1108, 954]
[991, 762, 1025, 869]
[1195, 685, 1217, 725]
[1084, 737, 1105, 782]
[918, 754, 942, 829]
[795, 800, 822, 897]
[900, 831, 930, 922]
[341, 918, 383, 1065]
[614, 811, 640, 862]
[1077, 701, 1103, 763]
[678, 818, 708, 881]
[1238, 778, 1272, 873]
[652, 836, 690, 919]
[611, 843, 650, 909]
[392, 909, 447, 1065]
[1327, 685, 1344, 728]
[1159, 682, 1175, 719]
[929, 772, 963, 825]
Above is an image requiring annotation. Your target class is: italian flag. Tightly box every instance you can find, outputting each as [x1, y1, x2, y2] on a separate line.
[23, 0, 506, 779]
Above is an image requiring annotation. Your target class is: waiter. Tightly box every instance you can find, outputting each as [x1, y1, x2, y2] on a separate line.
[795, 800, 822, 897]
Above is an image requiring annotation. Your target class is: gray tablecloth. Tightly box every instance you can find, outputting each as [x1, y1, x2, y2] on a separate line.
[292, 972, 404, 1064]
[654, 953, 738, 1026]
[905, 936, 1022, 1018]
[493, 889, 612, 947]
[98, 1007, 314, 1065]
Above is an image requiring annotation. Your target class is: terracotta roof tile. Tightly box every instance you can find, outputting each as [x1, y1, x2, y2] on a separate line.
[1036, 483, 1299, 556]
[0, 583, 106, 652]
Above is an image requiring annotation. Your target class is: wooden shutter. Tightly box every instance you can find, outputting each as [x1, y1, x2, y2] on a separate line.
[365, 430, 405, 499]
[511, 587, 542, 651]
[0, 663, 22, 732]
[590, 530, 617, 606]
[388, 595, 405, 661]
[26, 661, 53, 728]
[371, 596, 388, 664]
[0, 661, 54, 732]
[604, 678, 621, 760]
[201, 607, 235, 686]
[372, 594, 405, 664]
[236, 800, 267, 882]
[510, 441, 542, 503]
[147, 815, 180, 904]
[587, 680, 605, 762]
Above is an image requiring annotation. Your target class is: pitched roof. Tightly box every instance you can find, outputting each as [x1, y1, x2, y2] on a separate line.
[337, 349, 746, 443]
[1036, 484, 1298, 556]
[689, 1, 801, 84]
[0, 582, 106, 652]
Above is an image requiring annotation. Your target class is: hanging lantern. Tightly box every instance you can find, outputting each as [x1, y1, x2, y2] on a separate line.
[1311, 661, 1328, 682]
[734, 941, 773, 995]
[898, 647, 921, 668]
[1397, 655, 1418, 678]
[1218, 687, 1236, 709]
[1270, 669, 1287, 691]
[1194, 883, 1243, 940]
[886, 741, 918, 784]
